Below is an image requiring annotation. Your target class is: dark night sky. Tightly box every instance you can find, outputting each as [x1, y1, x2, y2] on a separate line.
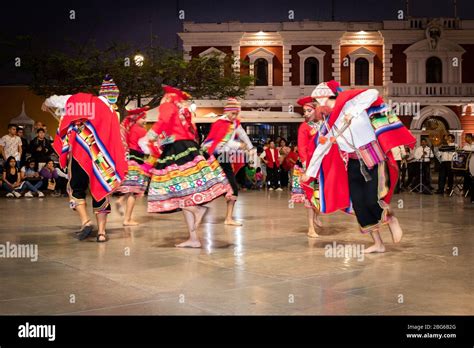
[1, 0, 474, 83]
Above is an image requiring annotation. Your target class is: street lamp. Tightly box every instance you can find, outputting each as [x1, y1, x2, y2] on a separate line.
[134, 54, 144, 67]
[134, 53, 145, 106]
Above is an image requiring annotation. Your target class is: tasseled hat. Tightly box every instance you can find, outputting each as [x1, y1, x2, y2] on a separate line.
[296, 96, 315, 109]
[163, 85, 191, 102]
[311, 80, 342, 99]
[99, 74, 120, 99]
[223, 97, 241, 113]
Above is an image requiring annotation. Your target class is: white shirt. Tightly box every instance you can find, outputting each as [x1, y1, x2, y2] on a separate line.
[462, 143, 474, 151]
[414, 145, 434, 162]
[217, 118, 254, 153]
[0, 134, 22, 161]
[436, 142, 456, 162]
[391, 146, 407, 161]
[306, 89, 379, 178]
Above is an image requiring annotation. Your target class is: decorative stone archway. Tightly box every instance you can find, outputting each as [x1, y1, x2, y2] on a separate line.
[410, 105, 463, 144]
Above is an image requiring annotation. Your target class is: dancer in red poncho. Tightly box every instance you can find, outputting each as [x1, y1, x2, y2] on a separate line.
[44, 75, 127, 242]
[115, 106, 150, 226]
[201, 97, 255, 226]
[291, 96, 327, 238]
[302, 80, 416, 253]
[141, 86, 232, 248]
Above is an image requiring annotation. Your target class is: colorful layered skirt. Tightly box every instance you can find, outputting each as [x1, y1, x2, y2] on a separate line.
[117, 149, 149, 196]
[148, 140, 232, 213]
[290, 165, 319, 209]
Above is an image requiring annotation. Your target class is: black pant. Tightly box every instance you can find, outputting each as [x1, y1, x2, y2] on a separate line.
[406, 162, 416, 188]
[280, 168, 289, 188]
[69, 158, 110, 213]
[438, 161, 453, 192]
[348, 159, 385, 231]
[219, 160, 239, 197]
[267, 166, 280, 189]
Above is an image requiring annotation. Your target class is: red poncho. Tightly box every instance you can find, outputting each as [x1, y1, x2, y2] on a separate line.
[53, 93, 127, 201]
[317, 89, 416, 214]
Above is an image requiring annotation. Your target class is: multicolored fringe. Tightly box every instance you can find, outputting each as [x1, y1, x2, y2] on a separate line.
[148, 154, 231, 213]
[117, 160, 150, 196]
[290, 165, 319, 209]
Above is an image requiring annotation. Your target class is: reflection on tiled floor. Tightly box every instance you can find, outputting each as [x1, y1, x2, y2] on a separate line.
[0, 191, 472, 315]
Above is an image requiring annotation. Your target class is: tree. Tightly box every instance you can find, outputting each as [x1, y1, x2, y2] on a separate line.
[17, 38, 253, 117]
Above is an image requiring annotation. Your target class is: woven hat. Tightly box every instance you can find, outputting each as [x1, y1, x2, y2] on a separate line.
[99, 74, 120, 103]
[223, 97, 241, 113]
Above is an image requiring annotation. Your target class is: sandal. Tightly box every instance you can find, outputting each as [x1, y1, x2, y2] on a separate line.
[76, 221, 93, 241]
[96, 233, 109, 243]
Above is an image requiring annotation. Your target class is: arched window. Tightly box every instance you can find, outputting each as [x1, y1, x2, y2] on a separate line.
[426, 56, 442, 83]
[355, 58, 369, 85]
[304, 57, 319, 85]
[254, 58, 268, 86]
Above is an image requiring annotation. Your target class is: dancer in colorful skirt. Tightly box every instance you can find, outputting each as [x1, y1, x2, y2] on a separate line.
[45, 75, 127, 242]
[302, 80, 416, 253]
[141, 86, 232, 248]
[201, 97, 255, 226]
[116, 106, 150, 226]
[291, 96, 327, 238]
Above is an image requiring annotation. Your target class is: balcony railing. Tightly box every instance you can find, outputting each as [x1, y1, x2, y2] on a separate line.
[245, 85, 384, 101]
[387, 83, 474, 97]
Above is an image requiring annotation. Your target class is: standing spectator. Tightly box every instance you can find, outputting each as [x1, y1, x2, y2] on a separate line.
[29, 128, 54, 170]
[413, 139, 434, 194]
[16, 126, 29, 167]
[0, 124, 22, 167]
[260, 140, 282, 191]
[278, 139, 291, 188]
[405, 146, 416, 189]
[40, 160, 67, 195]
[435, 134, 456, 194]
[462, 134, 474, 194]
[20, 159, 45, 197]
[2, 156, 43, 198]
[391, 145, 407, 194]
[284, 144, 299, 189]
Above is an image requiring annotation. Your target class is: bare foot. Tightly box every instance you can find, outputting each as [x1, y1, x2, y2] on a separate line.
[307, 229, 319, 238]
[115, 201, 125, 216]
[194, 206, 208, 230]
[175, 239, 202, 248]
[225, 219, 243, 226]
[313, 215, 323, 228]
[388, 216, 403, 243]
[123, 220, 139, 226]
[363, 244, 386, 253]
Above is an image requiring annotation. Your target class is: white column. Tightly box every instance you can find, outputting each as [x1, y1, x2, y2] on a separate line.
[282, 44, 292, 87]
[231, 44, 241, 74]
[383, 44, 393, 98]
[183, 45, 192, 62]
[332, 44, 341, 83]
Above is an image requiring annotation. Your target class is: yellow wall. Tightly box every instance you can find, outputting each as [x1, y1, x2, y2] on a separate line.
[0, 86, 58, 136]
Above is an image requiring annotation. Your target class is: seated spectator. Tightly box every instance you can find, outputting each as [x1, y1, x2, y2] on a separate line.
[40, 159, 67, 196]
[2, 156, 44, 198]
[255, 167, 264, 190]
[21, 159, 44, 196]
[244, 163, 257, 190]
[29, 128, 54, 170]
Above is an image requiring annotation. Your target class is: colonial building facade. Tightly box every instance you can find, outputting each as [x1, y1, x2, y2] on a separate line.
[178, 18, 474, 145]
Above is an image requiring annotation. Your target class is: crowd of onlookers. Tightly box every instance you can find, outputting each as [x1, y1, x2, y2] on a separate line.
[0, 122, 68, 198]
[236, 137, 300, 192]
